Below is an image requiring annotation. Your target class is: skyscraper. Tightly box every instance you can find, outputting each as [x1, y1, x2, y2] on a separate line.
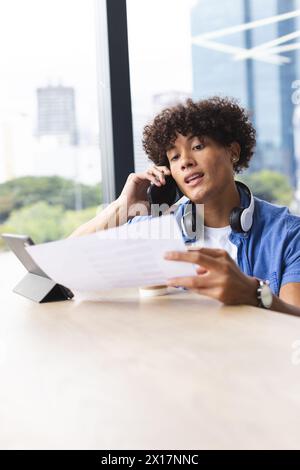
[37, 85, 78, 145]
[191, 0, 299, 186]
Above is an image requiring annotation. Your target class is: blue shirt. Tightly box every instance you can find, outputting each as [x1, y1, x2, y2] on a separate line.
[128, 188, 300, 296]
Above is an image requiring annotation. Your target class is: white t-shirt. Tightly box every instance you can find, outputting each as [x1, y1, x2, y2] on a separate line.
[192, 225, 238, 262]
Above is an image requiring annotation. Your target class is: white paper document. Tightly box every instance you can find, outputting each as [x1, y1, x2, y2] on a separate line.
[26, 214, 196, 291]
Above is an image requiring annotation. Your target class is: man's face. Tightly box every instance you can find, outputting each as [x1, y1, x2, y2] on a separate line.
[166, 133, 236, 203]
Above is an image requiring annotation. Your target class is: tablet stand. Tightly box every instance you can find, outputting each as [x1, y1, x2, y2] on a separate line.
[13, 272, 73, 303]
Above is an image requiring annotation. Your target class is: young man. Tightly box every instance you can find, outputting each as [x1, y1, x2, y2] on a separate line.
[71, 97, 300, 315]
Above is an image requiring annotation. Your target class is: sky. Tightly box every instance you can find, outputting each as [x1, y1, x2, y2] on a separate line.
[1, 1, 300, 129]
[0, 0, 199, 185]
[0, 0, 197, 128]
[1, 0, 300, 187]
[127, 0, 196, 112]
[0, 0, 99, 133]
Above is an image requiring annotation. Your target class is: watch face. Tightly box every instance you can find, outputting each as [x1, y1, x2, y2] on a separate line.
[261, 284, 273, 308]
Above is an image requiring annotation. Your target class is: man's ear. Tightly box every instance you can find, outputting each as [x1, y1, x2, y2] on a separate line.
[229, 142, 241, 162]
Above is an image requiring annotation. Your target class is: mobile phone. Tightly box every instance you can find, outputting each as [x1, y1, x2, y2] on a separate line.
[147, 175, 183, 207]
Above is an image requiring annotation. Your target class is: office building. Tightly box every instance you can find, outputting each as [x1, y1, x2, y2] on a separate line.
[37, 85, 78, 146]
[132, 92, 191, 173]
[152, 91, 191, 114]
[191, 0, 299, 186]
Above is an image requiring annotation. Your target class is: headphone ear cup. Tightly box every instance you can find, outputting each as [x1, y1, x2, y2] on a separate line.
[230, 207, 244, 233]
[181, 203, 204, 240]
[181, 208, 194, 239]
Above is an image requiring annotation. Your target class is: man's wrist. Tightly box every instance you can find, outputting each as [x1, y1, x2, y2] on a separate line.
[245, 276, 260, 307]
[256, 279, 273, 309]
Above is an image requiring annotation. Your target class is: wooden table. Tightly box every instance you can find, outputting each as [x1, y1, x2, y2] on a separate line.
[1, 251, 300, 450]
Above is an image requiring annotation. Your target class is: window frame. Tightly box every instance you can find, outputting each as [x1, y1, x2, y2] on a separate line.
[95, 0, 135, 203]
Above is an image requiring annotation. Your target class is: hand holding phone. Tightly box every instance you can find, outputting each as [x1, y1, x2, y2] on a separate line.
[147, 174, 183, 207]
[119, 165, 172, 207]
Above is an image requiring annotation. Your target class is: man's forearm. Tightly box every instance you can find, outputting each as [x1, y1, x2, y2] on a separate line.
[238, 276, 300, 316]
[269, 296, 300, 317]
[69, 197, 128, 237]
[244, 277, 300, 316]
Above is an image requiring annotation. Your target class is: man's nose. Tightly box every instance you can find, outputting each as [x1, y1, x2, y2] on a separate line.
[180, 151, 196, 170]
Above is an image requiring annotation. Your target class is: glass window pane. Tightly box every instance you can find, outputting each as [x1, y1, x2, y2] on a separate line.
[127, 0, 300, 211]
[0, 0, 102, 249]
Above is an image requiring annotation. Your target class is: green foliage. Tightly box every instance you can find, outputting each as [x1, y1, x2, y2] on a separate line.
[0, 175, 102, 250]
[60, 206, 101, 237]
[1, 171, 292, 253]
[0, 202, 100, 250]
[0, 176, 101, 222]
[1, 202, 65, 243]
[238, 170, 293, 206]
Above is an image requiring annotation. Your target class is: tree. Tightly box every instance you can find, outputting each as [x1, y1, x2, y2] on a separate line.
[238, 170, 293, 206]
[60, 206, 101, 238]
[0, 202, 99, 250]
[0, 202, 65, 246]
[0, 176, 102, 222]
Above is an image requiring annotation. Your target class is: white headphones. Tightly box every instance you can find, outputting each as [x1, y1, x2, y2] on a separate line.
[181, 181, 255, 240]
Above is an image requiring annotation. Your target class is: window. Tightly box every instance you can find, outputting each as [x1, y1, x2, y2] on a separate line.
[127, 0, 300, 211]
[0, 0, 102, 249]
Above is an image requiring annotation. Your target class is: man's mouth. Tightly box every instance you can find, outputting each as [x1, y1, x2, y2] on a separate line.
[184, 172, 205, 186]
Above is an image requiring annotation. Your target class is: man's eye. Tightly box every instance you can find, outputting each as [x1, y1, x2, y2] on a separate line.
[193, 144, 204, 151]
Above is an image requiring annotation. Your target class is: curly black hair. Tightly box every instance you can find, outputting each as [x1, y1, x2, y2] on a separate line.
[142, 96, 256, 174]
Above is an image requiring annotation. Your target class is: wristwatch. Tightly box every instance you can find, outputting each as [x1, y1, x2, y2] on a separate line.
[256, 279, 273, 309]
